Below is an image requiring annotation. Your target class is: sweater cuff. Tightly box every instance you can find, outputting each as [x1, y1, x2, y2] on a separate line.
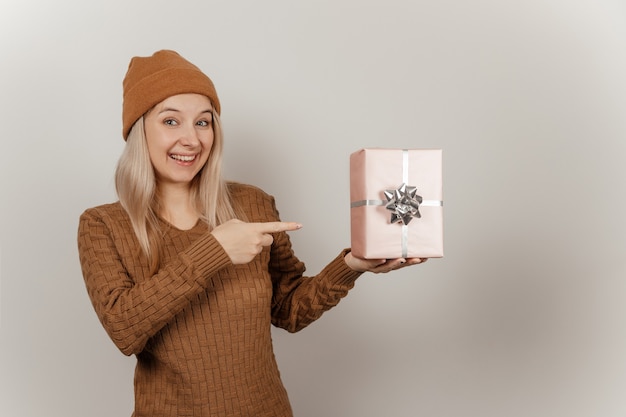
[323, 248, 363, 287]
[184, 232, 232, 277]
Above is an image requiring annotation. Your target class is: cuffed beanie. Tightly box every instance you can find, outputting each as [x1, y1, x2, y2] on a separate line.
[122, 50, 221, 140]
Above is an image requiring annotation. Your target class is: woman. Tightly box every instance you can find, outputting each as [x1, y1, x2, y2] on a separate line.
[77, 50, 426, 417]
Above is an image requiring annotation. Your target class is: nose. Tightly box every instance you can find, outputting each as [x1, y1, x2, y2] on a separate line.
[178, 123, 200, 147]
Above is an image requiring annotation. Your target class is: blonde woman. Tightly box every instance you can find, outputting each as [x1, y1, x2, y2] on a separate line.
[77, 50, 425, 417]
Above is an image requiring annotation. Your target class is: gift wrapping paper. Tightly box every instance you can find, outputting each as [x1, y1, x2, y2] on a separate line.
[350, 148, 444, 259]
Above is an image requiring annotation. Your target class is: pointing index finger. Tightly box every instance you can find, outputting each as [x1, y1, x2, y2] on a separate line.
[255, 221, 303, 233]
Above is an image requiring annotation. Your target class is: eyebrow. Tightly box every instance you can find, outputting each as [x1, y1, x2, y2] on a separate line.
[157, 107, 213, 115]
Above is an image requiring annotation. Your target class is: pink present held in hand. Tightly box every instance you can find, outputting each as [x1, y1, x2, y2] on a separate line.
[350, 148, 444, 259]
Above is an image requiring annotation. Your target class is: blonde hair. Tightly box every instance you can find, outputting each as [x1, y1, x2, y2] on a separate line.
[115, 109, 239, 271]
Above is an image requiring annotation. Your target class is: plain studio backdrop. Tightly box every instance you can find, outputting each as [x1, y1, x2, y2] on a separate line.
[1, 1, 625, 416]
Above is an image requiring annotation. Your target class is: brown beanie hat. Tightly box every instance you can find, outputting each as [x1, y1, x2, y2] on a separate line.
[122, 50, 221, 140]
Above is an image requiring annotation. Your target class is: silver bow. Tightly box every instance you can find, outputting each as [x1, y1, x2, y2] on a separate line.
[384, 183, 422, 225]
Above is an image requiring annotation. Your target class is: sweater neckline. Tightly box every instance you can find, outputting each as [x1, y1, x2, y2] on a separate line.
[157, 216, 206, 233]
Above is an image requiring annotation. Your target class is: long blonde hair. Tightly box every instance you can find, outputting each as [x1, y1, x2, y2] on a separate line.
[115, 108, 238, 271]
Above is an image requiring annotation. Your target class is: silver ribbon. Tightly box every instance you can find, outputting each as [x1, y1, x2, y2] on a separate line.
[351, 199, 443, 208]
[350, 150, 443, 258]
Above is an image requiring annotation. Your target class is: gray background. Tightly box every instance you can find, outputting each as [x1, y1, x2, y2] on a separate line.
[1, 0, 626, 416]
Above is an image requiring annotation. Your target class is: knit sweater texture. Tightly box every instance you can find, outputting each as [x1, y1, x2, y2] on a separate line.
[77, 183, 362, 417]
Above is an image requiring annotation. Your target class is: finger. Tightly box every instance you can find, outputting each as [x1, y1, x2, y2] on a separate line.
[366, 259, 395, 274]
[384, 259, 405, 271]
[371, 258, 412, 273]
[386, 258, 428, 271]
[260, 233, 274, 247]
[361, 259, 386, 270]
[405, 257, 427, 265]
[253, 221, 303, 233]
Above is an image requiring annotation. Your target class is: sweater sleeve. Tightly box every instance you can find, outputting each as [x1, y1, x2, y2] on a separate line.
[266, 200, 363, 333]
[77, 207, 231, 356]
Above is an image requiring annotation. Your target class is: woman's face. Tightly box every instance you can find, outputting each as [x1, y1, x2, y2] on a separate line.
[144, 93, 214, 188]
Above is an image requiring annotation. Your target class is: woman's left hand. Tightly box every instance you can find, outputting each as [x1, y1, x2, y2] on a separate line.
[344, 252, 427, 274]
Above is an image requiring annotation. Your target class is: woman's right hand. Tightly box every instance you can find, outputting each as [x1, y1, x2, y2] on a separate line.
[211, 219, 302, 264]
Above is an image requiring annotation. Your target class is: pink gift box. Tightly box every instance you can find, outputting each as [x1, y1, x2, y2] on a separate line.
[350, 148, 444, 259]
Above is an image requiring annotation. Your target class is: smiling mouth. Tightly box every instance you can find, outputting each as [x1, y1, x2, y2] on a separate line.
[170, 154, 196, 162]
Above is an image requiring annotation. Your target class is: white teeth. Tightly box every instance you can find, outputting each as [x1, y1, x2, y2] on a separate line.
[170, 154, 195, 162]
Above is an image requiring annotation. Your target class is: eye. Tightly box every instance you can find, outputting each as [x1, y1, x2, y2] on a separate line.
[196, 118, 212, 127]
[164, 118, 178, 126]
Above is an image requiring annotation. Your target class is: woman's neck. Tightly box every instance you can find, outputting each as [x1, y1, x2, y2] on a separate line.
[157, 183, 200, 230]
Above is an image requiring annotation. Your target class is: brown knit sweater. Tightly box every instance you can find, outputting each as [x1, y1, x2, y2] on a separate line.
[77, 183, 362, 417]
